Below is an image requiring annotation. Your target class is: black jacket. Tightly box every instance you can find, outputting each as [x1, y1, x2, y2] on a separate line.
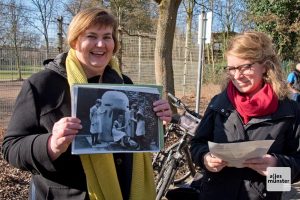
[2, 53, 134, 200]
[190, 90, 300, 200]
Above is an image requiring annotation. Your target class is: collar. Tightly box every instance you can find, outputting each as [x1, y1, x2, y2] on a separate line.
[209, 90, 296, 122]
[44, 52, 123, 84]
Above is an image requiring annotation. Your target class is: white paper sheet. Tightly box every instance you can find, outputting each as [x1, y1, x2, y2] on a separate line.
[208, 140, 275, 168]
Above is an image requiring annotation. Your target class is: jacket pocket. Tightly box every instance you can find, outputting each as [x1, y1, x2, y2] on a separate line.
[46, 187, 87, 200]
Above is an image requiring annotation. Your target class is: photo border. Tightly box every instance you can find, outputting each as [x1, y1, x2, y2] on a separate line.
[71, 83, 163, 154]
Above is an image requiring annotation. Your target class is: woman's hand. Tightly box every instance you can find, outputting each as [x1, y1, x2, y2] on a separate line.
[48, 117, 82, 161]
[153, 99, 172, 123]
[203, 152, 227, 172]
[243, 154, 277, 176]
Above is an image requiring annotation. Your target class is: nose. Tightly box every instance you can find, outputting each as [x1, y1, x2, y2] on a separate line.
[96, 39, 104, 47]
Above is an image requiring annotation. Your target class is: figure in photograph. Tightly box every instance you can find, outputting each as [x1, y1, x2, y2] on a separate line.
[89, 99, 106, 145]
[112, 114, 139, 149]
[287, 63, 300, 102]
[128, 103, 138, 137]
[190, 31, 300, 200]
[2, 7, 172, 200]
[135, 109, 146, 149]
[112, 114, 127, 143]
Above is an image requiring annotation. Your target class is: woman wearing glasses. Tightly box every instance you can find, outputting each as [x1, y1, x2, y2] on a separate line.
[190, 31, 300, 199]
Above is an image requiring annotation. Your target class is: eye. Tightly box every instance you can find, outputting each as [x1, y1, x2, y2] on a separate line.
[224, 66, 235, 71]
[239, 64, 252, 70]
[87, 35, 97, 39]
[103, 35, 112, 40]
[242, 64, 251, 67]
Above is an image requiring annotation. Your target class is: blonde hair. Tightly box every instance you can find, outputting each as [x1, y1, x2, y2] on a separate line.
[67, 7, 119, 53]
[225, 31, 288, 99]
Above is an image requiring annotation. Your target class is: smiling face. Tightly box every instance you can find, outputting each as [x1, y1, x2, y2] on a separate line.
[74, 25, 115, 78]
[227, 55, 266, 97]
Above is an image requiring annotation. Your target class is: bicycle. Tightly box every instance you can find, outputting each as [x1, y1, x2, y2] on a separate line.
[153, 93, 202, 200]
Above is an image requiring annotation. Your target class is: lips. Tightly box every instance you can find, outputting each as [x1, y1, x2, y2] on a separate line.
[237, 81, 248, 85]
[91, 51, 105, 56]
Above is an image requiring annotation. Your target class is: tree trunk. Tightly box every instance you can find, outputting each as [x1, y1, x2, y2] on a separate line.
[13, 26, 21, 80]
[14, 42, 21, 81]
[154, 0, 182, 99]
[210, 40, 215, 82]
[183, 0, 194, 96]
[117, 26, 123, 71]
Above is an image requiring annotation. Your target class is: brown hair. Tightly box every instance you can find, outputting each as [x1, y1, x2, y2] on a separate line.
[225, 31, 288, 99]
[67, 7, 119, 53]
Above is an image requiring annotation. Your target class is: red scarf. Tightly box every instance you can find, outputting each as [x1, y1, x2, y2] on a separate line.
[226, 81, 278, 124]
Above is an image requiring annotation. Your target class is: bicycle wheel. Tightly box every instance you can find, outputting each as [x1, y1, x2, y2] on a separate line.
[152, 128, 176, 178]
[156, 158, 177, 200]
[154, 142, 179, 183]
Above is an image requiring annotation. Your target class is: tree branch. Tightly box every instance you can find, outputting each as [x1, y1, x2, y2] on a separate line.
[120, 26, 155, 39]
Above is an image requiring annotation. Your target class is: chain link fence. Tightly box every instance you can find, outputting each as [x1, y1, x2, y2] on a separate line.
[0, 34, 222, 128]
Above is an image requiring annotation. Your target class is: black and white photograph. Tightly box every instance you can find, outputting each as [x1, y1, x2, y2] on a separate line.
[71, 84, 163, 154]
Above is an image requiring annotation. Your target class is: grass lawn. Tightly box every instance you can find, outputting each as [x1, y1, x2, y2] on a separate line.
[0, 66, 42, 80]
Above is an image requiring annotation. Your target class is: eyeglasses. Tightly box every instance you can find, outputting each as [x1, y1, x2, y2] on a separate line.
[224, 63, 256, 76]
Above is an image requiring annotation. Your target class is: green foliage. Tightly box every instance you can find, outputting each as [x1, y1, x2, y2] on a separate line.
[281, 60, 295, 78]
[203, 62, 227, 85]
[245, 0, 300, 61]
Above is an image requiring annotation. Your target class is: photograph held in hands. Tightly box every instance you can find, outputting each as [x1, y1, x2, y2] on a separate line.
[71, 83, 164, 154]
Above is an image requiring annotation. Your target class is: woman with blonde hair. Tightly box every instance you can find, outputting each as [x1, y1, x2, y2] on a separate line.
[2, 7, 172, 200]
[190, 31, 300, 199]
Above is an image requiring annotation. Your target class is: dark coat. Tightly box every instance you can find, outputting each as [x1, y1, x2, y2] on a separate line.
[2, 53, 134, 200]
[190, 90, 300, 200]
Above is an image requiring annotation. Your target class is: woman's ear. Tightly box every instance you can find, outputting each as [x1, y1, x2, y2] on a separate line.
[70, 39, 77, 49]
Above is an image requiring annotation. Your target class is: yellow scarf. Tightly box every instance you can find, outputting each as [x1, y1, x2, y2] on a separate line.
[66, 49, 156, 200]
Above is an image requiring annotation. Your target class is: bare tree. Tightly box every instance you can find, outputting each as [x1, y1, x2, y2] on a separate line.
[154, 0, 182, 101]
[212, 0, 247, 59]
[29, 0, 55, 59]
[181, 0, 196, 95]
[105, 0, 132, 69]
[107, 0, 155, 32]
[4, 0, 30, 80]
[0, 3, 8, 45]
[63, 0, 103, 16]
[103, 0, 156, 68]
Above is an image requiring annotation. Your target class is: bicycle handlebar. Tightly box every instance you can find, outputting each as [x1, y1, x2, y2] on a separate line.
[167, 92, 202, 136]
[167, 92, 202, 119]
[167, 92, 179, 103]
